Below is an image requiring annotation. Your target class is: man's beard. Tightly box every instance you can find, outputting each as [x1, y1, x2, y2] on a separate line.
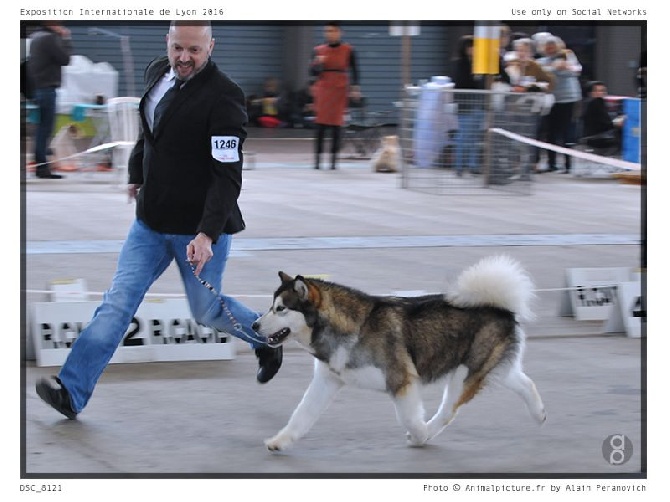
[173, 57, 210, 81]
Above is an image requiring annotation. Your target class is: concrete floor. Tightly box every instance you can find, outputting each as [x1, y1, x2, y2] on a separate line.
[17, 128, 647, 498]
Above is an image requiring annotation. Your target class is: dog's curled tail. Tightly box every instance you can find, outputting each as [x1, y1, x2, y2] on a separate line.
[447, 255, 536, 322]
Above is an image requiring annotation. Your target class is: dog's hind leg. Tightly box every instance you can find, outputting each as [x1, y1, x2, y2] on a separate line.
[425, 365, 469, 441]
[265, 360, 344, 451]
[391, 379, 428, 447]
[501, 364, 546, 424]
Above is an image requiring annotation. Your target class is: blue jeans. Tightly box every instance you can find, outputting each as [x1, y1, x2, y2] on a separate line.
[33, 87, 57, 167]
[455, 109, 485, 174]
[58, 219, 265, 413]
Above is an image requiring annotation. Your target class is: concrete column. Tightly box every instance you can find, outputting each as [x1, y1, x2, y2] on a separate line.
[281, 25, 314, 93]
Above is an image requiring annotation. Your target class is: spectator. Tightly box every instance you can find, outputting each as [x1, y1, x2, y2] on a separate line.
[581, 80, 624, 152]
[253, 76, 283, 128]
[495, 25, 513, 85]
[530, 32, 553, 171]
[27, 21, 72, 179]
[539, 36, 583, 173]
[504, 38, 555, 177]
[505, 38, 554, 92]
[499, 25, 512, 59]
[309, 21, 361, 169]
[451, 35, 486, 177]
[531, 31, 552, 59]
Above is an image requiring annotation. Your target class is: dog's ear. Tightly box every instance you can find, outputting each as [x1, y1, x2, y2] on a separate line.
[278, 271, 293, 283]
[294, 275, 309, 300]
[294, 275, 322, 306]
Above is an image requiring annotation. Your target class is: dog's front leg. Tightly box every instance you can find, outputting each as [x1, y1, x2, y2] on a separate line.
[265, 360, 344, 451]
[391, 380, 428, 447]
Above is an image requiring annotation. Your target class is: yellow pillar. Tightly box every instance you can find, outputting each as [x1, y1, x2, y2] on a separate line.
[473, 23, 500, 75]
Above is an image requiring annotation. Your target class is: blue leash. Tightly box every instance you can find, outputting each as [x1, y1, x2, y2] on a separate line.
[188, 260, 268, 346]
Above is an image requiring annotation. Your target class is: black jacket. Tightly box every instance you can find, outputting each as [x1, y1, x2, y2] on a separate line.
[129, 57, 248, 242]
[27, 27, 72, 89]
[582, 97, 615, 137]
[451, 57, 486, 113]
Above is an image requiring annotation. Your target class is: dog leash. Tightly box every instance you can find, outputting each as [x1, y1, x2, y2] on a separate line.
[187, 260, 268, 346]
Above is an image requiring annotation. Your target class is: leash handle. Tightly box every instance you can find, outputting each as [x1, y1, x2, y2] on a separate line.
[188, 260, 267, 345]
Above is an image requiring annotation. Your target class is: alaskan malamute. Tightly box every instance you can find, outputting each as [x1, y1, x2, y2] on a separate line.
[253, 255, 546, 451]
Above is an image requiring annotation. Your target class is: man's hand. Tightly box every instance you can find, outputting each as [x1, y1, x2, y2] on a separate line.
[187, 232, 213, 276]
[127, 184, 141, 204]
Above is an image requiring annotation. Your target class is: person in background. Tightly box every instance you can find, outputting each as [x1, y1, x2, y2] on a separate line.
[451, 35, 486, 177]
[35, 21, 283, 421]
[27, 21, 72, 179]
[538, 36, 583, 173]
[498, 25, 512, 60]
[252, 76, 284, 128]
[531, 31, 552, 59]
[581, 80, 624, 152]
[504, 38, 555, 177]
[529, 31, 553, 171]
[495, 25, 513, 84]
[309, 21, 361, 170]
[505, 38, 555, 92]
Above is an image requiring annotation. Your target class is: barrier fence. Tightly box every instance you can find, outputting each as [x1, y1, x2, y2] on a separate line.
[397, 86, 641, 195]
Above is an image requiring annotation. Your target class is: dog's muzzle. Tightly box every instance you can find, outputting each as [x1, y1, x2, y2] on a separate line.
[267, 328, 291, 347]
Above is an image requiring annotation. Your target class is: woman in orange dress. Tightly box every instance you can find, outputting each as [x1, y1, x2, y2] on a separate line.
[309, 22, 360, 169]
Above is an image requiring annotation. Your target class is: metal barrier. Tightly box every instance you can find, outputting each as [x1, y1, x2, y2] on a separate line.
[398, 86, 552, 195]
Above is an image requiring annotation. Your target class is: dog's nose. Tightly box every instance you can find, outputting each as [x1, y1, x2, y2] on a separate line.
[252, 320, 260, 331]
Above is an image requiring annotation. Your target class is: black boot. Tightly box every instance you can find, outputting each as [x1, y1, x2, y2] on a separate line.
[255, 345, 283, 383]
[36, 168, 63, 179]
[36, 376, 77, 419]
[331, 126, 341, 169]
[315, 125, 325, 169]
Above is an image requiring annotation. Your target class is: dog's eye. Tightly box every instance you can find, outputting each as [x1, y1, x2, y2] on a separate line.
[275, 306, 285, 313]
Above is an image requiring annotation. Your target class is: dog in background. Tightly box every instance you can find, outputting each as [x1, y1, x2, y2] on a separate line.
[371, 134, 400, 173]
[49, 123, 82, 172]
[253, 255, 546, 451]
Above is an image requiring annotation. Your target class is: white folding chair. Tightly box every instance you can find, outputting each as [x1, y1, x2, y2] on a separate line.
[106, 97, 141, 186]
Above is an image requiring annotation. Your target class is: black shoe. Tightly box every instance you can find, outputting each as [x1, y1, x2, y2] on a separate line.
[36, 376, 77, 419]
[36, 171, 63, 179]
[255, 345, 283, 384]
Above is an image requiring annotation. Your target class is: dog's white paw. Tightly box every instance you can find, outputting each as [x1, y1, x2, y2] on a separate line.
[405, 427, 429, 447]
[264, 433, 294, 451]
[535, 408, 547, 425]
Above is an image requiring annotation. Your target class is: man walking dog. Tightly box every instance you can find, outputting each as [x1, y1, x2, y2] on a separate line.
[36, 21, 283, 420]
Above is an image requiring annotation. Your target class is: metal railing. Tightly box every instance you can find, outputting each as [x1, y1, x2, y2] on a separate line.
[398, 86, 553, 195]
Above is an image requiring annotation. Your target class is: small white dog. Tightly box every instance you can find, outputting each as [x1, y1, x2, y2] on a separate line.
[371, 135, 400, 173]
